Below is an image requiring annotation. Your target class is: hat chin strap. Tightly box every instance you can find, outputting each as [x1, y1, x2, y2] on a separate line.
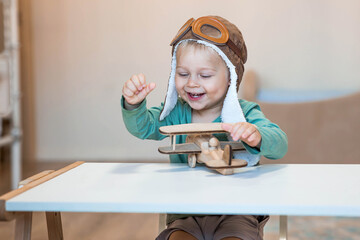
[160, 39, 260, 166]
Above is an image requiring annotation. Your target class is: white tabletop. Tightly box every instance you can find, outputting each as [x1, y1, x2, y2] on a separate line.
[6, 163, 360, 217]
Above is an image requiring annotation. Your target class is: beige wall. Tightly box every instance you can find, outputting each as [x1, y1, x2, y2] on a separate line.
[20, 0, 360, 162]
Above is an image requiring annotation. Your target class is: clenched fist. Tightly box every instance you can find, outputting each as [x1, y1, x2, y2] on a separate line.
[122, 73, 156, 105]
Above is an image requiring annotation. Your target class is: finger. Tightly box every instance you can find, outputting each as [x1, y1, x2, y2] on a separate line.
[125, 79, 138, 94]
[247, 132, 257, 143]
[145, 82, 156, 94]
[122, 80, 138, 97]
[241, 126, 256, 139]
[137, 83, 156, 100]
[221, 123, 233, 132]
[138, 73, 147, 88]
[136, 89, 148, 101]
[232, 123, 246, 141]
[130, 75, 144, 91]
[223, 123, 242, 140]
[247, 132, 261, 147]
[122, 86, 135, 97]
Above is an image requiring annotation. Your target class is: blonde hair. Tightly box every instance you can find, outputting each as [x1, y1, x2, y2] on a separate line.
[177, 40, 215, 55]
[176, 41, 228, 72]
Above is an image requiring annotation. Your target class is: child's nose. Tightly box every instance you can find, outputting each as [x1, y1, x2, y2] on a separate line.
[186, 75, 199, 87]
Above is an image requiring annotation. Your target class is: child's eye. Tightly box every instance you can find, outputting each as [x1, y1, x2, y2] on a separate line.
[200, 75, 212, 79]
[177, 72, 189, 77]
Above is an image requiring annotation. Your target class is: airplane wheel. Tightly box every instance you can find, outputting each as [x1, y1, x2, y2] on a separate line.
[188, 154, 197, 168]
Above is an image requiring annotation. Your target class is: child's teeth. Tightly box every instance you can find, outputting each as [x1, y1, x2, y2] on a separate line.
[188, 92, 203, 98]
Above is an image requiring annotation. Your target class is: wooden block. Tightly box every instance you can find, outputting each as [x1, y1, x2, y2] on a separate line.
[216, 168, 234, 175]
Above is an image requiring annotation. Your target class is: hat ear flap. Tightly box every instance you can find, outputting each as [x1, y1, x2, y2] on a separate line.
[159, 42, 180, 121]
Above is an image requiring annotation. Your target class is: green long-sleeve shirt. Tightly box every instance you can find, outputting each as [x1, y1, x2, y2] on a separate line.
[121, 97, 287, 161]
[121, 96, 288, 224]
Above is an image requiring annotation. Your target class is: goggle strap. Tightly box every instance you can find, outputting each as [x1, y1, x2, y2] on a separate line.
[227, 39, 244, 64]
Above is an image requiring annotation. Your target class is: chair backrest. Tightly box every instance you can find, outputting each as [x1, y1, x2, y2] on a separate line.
[259, 92, 360, 164]
[241, 71, 360, 164]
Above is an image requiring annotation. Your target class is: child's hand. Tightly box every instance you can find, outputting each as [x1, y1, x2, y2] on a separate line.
[222, 122, 262, 148]
[122, 73, 156, 105]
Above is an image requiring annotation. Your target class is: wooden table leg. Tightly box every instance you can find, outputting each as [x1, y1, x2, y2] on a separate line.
[158, 213, 166, 233]
[46, 212, 63, 240]
[15, 212, 32, 240]
[279, 215, 288, 240]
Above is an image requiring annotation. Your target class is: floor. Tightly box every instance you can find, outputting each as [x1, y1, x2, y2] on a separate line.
[1, 160, 360, 240]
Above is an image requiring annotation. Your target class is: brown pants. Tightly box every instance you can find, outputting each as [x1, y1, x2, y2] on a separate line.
[156, 215, 269, 240]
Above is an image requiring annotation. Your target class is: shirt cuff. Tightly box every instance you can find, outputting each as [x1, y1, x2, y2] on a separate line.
[121, 96, 146, 111]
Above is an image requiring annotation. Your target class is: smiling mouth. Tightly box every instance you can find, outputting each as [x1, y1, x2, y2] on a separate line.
[187, 92, 205, 100]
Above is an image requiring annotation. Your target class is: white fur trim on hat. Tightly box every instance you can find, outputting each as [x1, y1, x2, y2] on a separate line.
[160, 39, 259, 166]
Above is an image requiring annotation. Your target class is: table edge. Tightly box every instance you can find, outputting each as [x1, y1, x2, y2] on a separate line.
[0, 161, 84, 221]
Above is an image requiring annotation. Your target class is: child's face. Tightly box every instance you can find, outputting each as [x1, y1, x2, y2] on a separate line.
[175, 45, 229, 115]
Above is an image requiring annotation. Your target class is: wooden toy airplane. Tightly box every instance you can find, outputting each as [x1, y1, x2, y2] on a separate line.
[158, 123, 248, 175]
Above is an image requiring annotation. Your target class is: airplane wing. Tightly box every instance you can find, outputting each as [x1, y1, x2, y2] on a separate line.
[159, 123, 226, 135]
[219, 141, 245, 151]
[205, 159, 248, 169]
[158, 142, 245, 154]
[158, 143, 201, 154]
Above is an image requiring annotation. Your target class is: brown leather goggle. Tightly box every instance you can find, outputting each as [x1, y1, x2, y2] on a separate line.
[170, 16, 243, 60]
